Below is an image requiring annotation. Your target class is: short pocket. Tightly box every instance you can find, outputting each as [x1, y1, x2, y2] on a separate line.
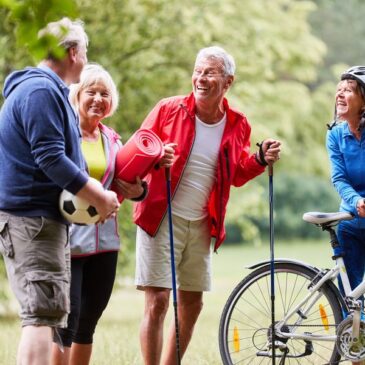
[22, 216, 44, 241]
[25, 270, 70, 317]
[0, 219, 14, 258]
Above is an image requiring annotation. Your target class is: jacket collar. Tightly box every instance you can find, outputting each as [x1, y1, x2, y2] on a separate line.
[37, 64, 69, 95]
[98, 122, 120, 142]
[341, 122, 365, 140]
[341, 122, 352, 137]
[183, 92, 237, 126]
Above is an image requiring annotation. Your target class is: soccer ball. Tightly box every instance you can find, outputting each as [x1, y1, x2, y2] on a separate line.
[59, 185, 100, 225]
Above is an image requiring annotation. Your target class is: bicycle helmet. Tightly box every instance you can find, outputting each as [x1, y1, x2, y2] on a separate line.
[327, 66, 365, 130]
[341, 65, 365, 88]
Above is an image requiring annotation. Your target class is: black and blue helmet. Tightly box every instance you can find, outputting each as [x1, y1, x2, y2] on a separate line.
[341, 66, 365, 89]
[327, 66, 365, 130]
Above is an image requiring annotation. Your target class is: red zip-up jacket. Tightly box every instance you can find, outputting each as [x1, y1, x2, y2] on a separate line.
[133, 92, 266, 251]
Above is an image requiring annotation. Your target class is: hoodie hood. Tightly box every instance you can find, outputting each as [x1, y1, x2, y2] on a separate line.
[3, 67, 58, 99]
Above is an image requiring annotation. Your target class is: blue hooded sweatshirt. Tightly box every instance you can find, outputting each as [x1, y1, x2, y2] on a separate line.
[0, 65, 88, 222]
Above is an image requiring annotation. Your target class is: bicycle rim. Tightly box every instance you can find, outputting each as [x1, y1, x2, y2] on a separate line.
[219, 263, 343, 365]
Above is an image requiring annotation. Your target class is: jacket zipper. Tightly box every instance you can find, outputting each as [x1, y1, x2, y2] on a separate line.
[95, 125, 118, 251]
[215, 152, 225, 252]
[153, 103, 196, 236]
[224, 147, 230, 179]
[100, 126, 118, 186]
[214, 147, 230, 252]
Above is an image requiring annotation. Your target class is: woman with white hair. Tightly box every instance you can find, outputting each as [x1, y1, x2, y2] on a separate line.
[52, 63, 147, 365]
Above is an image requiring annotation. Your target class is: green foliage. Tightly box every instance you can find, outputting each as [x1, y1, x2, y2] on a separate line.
[269, 172, 340, 239]
[225, 172, 340, 244]
[0, 8, 31, 90]
[225, 183, 267, 245]
[115, 200, 136, 276]
[310, 0, 365, 84]
[74, 0, 328, 151]
[0, 0, 78, 61]
[0, 0, 353, 307]
[69, 0, 337, 252]
[0, 242, 334, 362]
[0, 257, 11, 315]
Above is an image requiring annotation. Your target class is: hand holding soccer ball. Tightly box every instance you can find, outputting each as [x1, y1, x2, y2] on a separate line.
[59, 178, 120, 225]
[59, 189, 100, 224]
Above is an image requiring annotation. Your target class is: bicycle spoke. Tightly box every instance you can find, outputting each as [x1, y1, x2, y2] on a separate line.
[219, 263, 342, 365]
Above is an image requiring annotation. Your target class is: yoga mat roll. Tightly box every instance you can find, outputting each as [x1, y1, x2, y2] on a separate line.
[115, 129, 164, 183]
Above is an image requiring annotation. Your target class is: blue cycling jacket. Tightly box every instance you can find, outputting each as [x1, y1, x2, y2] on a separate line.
[326, 121, 365, 228]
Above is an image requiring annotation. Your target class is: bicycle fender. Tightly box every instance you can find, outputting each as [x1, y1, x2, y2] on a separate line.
[247, 258, 347, 312]
[246, 258, 320, 272]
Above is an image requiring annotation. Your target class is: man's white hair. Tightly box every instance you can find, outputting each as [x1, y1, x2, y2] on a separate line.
[39, 17, 88, 51]
[196, 46, 236, 76]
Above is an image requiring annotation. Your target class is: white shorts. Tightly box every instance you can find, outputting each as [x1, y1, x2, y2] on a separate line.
[135, 214, 212, 291]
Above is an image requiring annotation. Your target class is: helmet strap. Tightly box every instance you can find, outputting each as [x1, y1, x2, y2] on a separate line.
[327, 105, 338, 130]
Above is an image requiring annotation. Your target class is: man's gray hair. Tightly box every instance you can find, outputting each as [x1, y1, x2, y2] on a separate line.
[39, 17, 88, 51]
[196, 46, 236, 76]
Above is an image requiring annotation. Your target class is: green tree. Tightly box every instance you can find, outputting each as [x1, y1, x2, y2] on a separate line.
[0, 0, 340, 267]
[0, 0, 78, 58]
[310, 0, 365, 84]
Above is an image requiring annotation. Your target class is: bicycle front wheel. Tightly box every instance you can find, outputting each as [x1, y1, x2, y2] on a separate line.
[219, 262, 343, 365]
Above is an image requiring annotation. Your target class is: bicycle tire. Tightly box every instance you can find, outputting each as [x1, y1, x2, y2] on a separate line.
[219, 262, 343, 365]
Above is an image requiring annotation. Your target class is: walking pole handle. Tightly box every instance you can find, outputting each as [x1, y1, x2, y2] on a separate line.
[165, 167, 171, 181]
[268, 163, 273, 177]
[266, 140, 274, 177]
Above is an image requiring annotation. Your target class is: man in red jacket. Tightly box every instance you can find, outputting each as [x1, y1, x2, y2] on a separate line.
[134, 46, 281, 365]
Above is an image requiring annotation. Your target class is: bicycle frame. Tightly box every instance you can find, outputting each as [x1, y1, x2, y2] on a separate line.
[248, 255, 361, 344]
[248, 257, 365, 342]
[219, 212, 361, 364]
[345, 259, 365, 299]
[275, 262, 340, 342]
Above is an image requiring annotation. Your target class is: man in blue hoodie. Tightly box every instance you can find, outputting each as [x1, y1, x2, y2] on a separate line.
[0, 18, 120, 365]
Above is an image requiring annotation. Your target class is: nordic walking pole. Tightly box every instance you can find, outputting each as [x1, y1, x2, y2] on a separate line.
[165, 167, 181, 365]
[269, 162, 276, 365]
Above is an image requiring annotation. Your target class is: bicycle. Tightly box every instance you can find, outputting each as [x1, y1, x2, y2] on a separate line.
[219, 210, 365, 365]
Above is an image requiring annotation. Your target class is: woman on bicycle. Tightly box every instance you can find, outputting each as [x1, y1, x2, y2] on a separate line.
[327, 66, 365, 303]
[327, 66, 365, 365]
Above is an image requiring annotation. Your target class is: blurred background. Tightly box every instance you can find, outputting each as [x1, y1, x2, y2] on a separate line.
[0, 0, 363, 316]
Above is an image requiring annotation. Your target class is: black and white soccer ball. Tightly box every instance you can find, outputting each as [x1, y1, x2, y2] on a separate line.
[59, 183, 100, 225]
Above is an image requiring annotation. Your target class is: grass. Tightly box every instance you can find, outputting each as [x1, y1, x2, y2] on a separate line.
[0, 238, 344, 364]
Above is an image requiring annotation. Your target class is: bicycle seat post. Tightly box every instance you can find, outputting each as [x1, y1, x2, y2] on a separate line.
[302, 211, 354, 297]
[323, 226, 342, 261]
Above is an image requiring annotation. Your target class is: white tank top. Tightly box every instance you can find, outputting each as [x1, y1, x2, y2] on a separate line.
[172, 113, 226, 220]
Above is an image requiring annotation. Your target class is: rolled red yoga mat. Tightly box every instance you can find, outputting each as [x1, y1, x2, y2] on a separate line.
[115, 128, 164, 183]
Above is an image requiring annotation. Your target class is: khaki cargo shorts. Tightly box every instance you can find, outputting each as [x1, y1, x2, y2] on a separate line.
[135, 214, 212, 291]
[0, 212, 70, 327]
